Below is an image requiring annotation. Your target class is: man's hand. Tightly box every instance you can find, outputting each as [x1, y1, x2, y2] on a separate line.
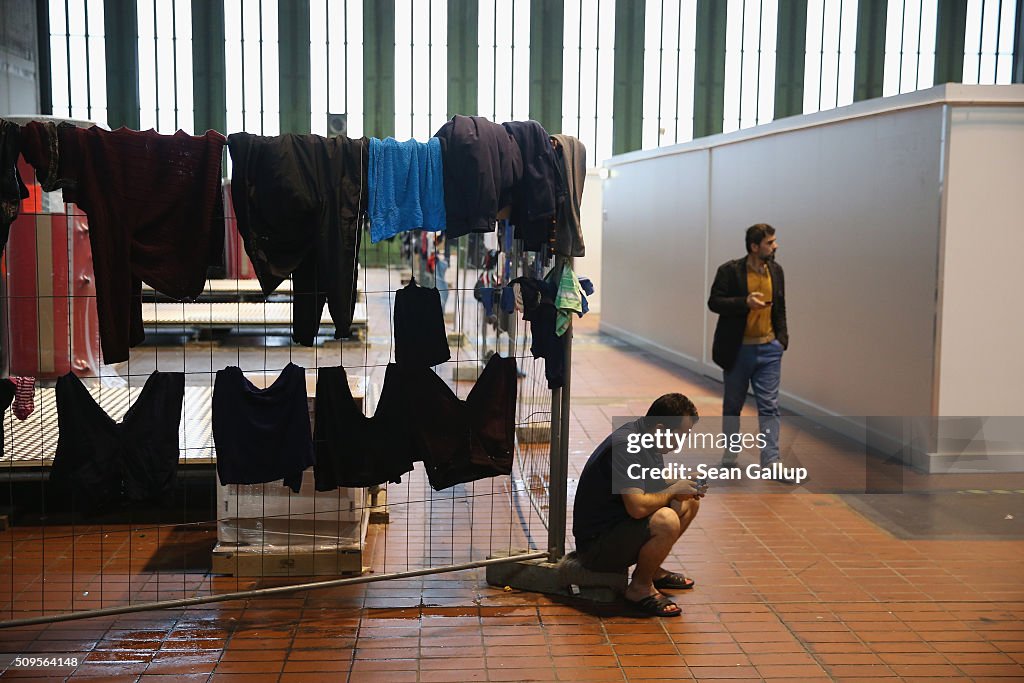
[667, 479, 704, 498]
[746, 292, 770, 310]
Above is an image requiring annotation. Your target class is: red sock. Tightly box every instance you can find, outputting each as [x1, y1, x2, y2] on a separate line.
[12, 377, 34, 420]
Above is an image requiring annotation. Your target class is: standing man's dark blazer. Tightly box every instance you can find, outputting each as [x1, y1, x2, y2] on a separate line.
[708, 258, 789, 371]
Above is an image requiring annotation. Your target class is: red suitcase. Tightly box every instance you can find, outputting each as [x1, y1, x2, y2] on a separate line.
[2, 123, 101, 379]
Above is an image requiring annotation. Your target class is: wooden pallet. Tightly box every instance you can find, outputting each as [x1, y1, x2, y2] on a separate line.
[141, 277, 365, 302]
[210, 538, 363, 577]
[141, 302, 368, 341]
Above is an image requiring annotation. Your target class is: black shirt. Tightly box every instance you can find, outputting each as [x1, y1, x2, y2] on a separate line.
[212, 363, 314, 493]
[393, 278, 451, 367]
[572, 420, 664, 544]
[50, 371, 185, 512]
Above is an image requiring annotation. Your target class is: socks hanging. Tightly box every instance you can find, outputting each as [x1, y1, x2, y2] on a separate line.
[12, 377, 35, 420]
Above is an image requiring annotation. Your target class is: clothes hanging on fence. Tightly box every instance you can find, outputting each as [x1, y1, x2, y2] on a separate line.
[368, 137, 446, 243]
[550, 134, 587, 258]
[512, 275, 565, 389]
[0, 119, 29, 250]
[50, 371, 185, 511]
[501, 120, 560, 251]
[313, 364, 415, 490]
[433, 115, 522, 239]
[393, 277, 451, 368]
[212, 363, 314, 493]
[555, 261, 584, 336]
[19, 122, 226, 364]
[227, 133, 368, 346]
[0, 379, 15, 458]
[579, 276, 594, 314]
[399, 354, 518, 491]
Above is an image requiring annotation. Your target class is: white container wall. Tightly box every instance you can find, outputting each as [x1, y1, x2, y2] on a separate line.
[600, 84, 1024, 473]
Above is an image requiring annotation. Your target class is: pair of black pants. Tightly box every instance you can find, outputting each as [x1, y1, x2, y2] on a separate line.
[228, 133, 368, 345]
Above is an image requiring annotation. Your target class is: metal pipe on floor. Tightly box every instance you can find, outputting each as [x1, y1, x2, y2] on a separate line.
[0, 551, 547, 629]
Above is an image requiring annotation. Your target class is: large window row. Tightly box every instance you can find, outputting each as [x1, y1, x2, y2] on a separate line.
[47, 0, 1020, 157]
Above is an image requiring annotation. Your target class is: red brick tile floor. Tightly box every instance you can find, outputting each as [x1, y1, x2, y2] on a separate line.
[2, 297, 1024, 680]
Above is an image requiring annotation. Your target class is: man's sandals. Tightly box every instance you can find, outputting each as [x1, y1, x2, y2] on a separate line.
[625, 592, 681, 617]
[653, 571, 695, 591]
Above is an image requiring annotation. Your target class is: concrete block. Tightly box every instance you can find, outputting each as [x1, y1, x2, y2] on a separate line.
[367, 486, 389, 524]
[516, 424, 551, 444]
[453, 363, 483, 382]
[486, 549, 626, 603]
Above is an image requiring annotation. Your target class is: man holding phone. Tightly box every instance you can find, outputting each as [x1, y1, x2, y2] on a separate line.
[708, 224, 793, 478]
[572, 394, 706, 618]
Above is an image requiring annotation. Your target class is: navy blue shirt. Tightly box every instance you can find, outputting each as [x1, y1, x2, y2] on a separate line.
[572, 420, 665, 543]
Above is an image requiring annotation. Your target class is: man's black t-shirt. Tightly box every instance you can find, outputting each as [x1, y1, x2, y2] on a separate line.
[572, 420, 664, 545]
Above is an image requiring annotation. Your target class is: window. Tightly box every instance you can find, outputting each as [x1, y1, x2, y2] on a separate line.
[962, 0, 1018, 84]
[642, 0, 698, 147]
[224, 0, 280, 136]
[137, 0, 194, 133]
[803, 0, 858, 114]
[49, 0, 107, 124]
[723, 0, 778, 132]
[562, 0, 615, 166]
[479, 0, 531, 124]
[396, 0, 448, 140]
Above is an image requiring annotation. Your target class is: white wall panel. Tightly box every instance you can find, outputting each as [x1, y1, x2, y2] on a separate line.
[939, 106, 1024, 416]
[601, 86, 1024, 427]
[602, 150, 709, 365]
[708, 108, 944, 417]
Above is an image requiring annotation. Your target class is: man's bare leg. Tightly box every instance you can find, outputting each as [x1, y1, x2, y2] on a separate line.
[624, 507, 681, 610]
[656, 498, 700, 581]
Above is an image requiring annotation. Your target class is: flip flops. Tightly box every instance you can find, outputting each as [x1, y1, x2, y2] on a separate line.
[624, 592, 681, 617]
[652, 572, 695, 590]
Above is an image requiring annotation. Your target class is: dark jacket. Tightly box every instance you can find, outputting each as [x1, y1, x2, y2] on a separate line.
[708, 257, 789, 371]
[1, 119, 29, 246]
[433, 115, 522, 239]
[550, 134, 587, 257]
[501, 120, 559, 248]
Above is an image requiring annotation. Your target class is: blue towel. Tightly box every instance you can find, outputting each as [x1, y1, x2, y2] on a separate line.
[369, 137, 446, 243]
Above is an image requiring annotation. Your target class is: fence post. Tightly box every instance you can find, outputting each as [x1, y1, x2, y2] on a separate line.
[547, 260, 573, 562]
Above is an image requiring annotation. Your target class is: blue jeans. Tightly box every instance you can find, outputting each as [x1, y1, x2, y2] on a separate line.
[722, 340, 783, 465]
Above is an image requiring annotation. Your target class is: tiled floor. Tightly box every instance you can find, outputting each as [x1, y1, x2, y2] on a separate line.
[2, 309, 1024, 680]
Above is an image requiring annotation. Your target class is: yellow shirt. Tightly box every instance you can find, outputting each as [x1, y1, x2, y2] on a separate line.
[744, 262, 774, 344]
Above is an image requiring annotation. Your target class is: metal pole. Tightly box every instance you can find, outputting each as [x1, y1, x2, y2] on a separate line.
[0, 551, 548, 629]
[547, 383, 564, 560]
[547, 258, 573, 563]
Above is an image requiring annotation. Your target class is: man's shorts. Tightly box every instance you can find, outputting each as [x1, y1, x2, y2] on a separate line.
[575, 515, 654, 573]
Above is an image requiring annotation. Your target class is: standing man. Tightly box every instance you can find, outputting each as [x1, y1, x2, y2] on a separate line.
[572, 393, 705, 617]
[708, 224, 793, 479]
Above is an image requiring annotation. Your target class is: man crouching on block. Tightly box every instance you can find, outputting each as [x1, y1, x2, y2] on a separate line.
[572, 393, 706, 617]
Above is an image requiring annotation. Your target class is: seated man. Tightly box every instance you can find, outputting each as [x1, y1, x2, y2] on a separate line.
[571, 393, 704, 617]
